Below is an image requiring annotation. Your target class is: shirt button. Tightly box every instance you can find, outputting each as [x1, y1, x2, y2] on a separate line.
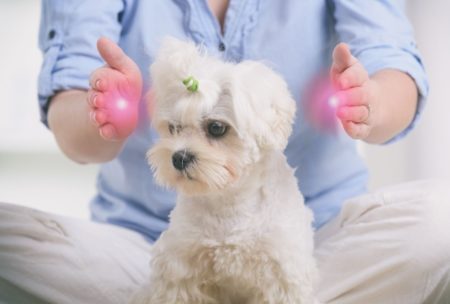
[48, 29, 56, 40]
[218, 42, 226, 52]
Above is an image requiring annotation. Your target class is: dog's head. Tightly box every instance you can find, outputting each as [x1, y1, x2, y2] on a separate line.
[147, 38, 296, 196]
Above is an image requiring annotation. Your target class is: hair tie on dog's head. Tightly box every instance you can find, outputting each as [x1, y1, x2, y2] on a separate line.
[182, 76, 199, 92]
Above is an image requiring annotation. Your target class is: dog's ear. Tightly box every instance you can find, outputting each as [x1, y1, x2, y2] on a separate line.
[232, 61, 296, 151]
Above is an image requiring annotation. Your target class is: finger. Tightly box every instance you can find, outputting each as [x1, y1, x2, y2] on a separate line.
[88, 91, 105, 109]
[342, 121, 370, 140]
[97, 37, 140, 79]
[87, 89, 105, 108]
[335, 62, 369, 89]
[90, 109, 108, 127]
[334, 86, 369, 107]
[99, 123, 118, 141]
[89, 67, 116, 92]
[87, 89, 96, 107]
[337, 105, 370, 123]
[93, 93, 105, 108]
[332, 43, 358, 73]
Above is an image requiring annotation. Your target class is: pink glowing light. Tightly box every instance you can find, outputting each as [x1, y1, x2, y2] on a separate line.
[328, 95, 339, 108]
[116, 98, 128, 110]
[302, 73, 340, 134]
[105, 93, 138, 139]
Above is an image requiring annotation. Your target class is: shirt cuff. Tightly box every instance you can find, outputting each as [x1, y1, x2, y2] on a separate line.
[38, 39, 104, 127]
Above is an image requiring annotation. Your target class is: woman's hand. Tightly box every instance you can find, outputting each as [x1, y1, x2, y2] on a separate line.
[331, 43, 419, 144]
[88, 37, 143, 141]
[330, 43, 380, 140]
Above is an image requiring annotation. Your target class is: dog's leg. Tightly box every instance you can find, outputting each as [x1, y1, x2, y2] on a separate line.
[245, 257, 318, 304]
[129, 274, 220, 304]
[245, 280, 317, 304]
[129, 277, 175, 304]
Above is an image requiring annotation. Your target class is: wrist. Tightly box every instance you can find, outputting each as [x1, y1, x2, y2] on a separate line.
[362, 70, 418, 144]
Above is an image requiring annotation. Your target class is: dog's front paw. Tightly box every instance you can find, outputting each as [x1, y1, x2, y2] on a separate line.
[128, 283, 197, 304]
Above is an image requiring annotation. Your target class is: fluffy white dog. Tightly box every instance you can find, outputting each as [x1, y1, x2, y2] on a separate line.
[131, 38, 318, 304]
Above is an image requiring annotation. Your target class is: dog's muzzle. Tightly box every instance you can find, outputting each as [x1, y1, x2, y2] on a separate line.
[172, 150, 195, 171]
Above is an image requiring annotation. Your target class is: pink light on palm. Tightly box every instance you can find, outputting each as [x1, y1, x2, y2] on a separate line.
[106, 92, 138, 138]
[116, 98, 128, 110]
[108, 94, 132, 121]
[302, 73, 340, 134]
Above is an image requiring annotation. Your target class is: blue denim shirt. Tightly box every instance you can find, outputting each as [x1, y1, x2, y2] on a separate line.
[38, 0, 428, 242]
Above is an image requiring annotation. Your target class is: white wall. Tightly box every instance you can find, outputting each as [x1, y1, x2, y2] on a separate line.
[0, 1, 97, 218]
[362, 0, 450, 189]
[0, 1, 56, 152]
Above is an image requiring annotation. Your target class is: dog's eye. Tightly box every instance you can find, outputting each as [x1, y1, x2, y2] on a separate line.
[168, 123, 183, 135]
[207, 121, 228, 138]
[168, 124, 175, 135]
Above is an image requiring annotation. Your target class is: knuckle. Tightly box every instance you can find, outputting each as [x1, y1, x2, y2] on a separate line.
[350, 70, 361, 84]
[359, 112, 366, 122]
[355, 107, 365, 121]
[360, 65, 369, 79]
[355, 62, 367, 77]
[346, 65, 364, 85]
[359, 87, 368, 104]
[364, 106, 370, 119]
[341, 71, 355, 88]
[90, 69, 103, 81]
[90, 68, 112, 90]
[354, 130, 363, 139]
[351, 124, 362, 138]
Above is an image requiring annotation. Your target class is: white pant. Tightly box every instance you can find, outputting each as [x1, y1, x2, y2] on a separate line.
[1, 180, 449, 304]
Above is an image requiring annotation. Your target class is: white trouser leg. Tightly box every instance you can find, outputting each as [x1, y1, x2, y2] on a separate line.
[2, 180, 449, 304]
[0, 203, 152, 304]
[315, 180, 450, 304]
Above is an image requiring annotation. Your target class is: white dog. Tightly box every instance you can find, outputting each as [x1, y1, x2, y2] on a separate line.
[131, 38, 318, 304]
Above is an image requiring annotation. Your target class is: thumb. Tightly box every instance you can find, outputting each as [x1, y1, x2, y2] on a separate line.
[332, 43, 358, 74]
[97, 37, 140, 78]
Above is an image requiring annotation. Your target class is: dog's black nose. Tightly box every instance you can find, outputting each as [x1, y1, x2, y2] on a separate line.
[172, 150, 195, 171]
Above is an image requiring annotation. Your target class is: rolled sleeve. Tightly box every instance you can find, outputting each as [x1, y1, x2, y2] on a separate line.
[38, 0, 125, 126]
[331, 0, 429, 143]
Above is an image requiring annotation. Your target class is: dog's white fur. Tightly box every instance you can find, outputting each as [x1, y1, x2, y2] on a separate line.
[131, 38, 318, 304]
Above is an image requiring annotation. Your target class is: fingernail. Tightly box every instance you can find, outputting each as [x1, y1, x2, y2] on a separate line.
[89, 94, 97, 106]
[99, 128, 108, 139]
[90, 111, 97, 124]
[100, 127, 116, 141]
[95, 79, 101, 90]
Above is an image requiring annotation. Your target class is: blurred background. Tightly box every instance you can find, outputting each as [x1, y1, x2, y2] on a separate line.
[0, 0, 449, 219]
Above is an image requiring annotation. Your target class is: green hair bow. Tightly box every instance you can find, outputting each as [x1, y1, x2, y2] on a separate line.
[182, 76, 199, 92]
